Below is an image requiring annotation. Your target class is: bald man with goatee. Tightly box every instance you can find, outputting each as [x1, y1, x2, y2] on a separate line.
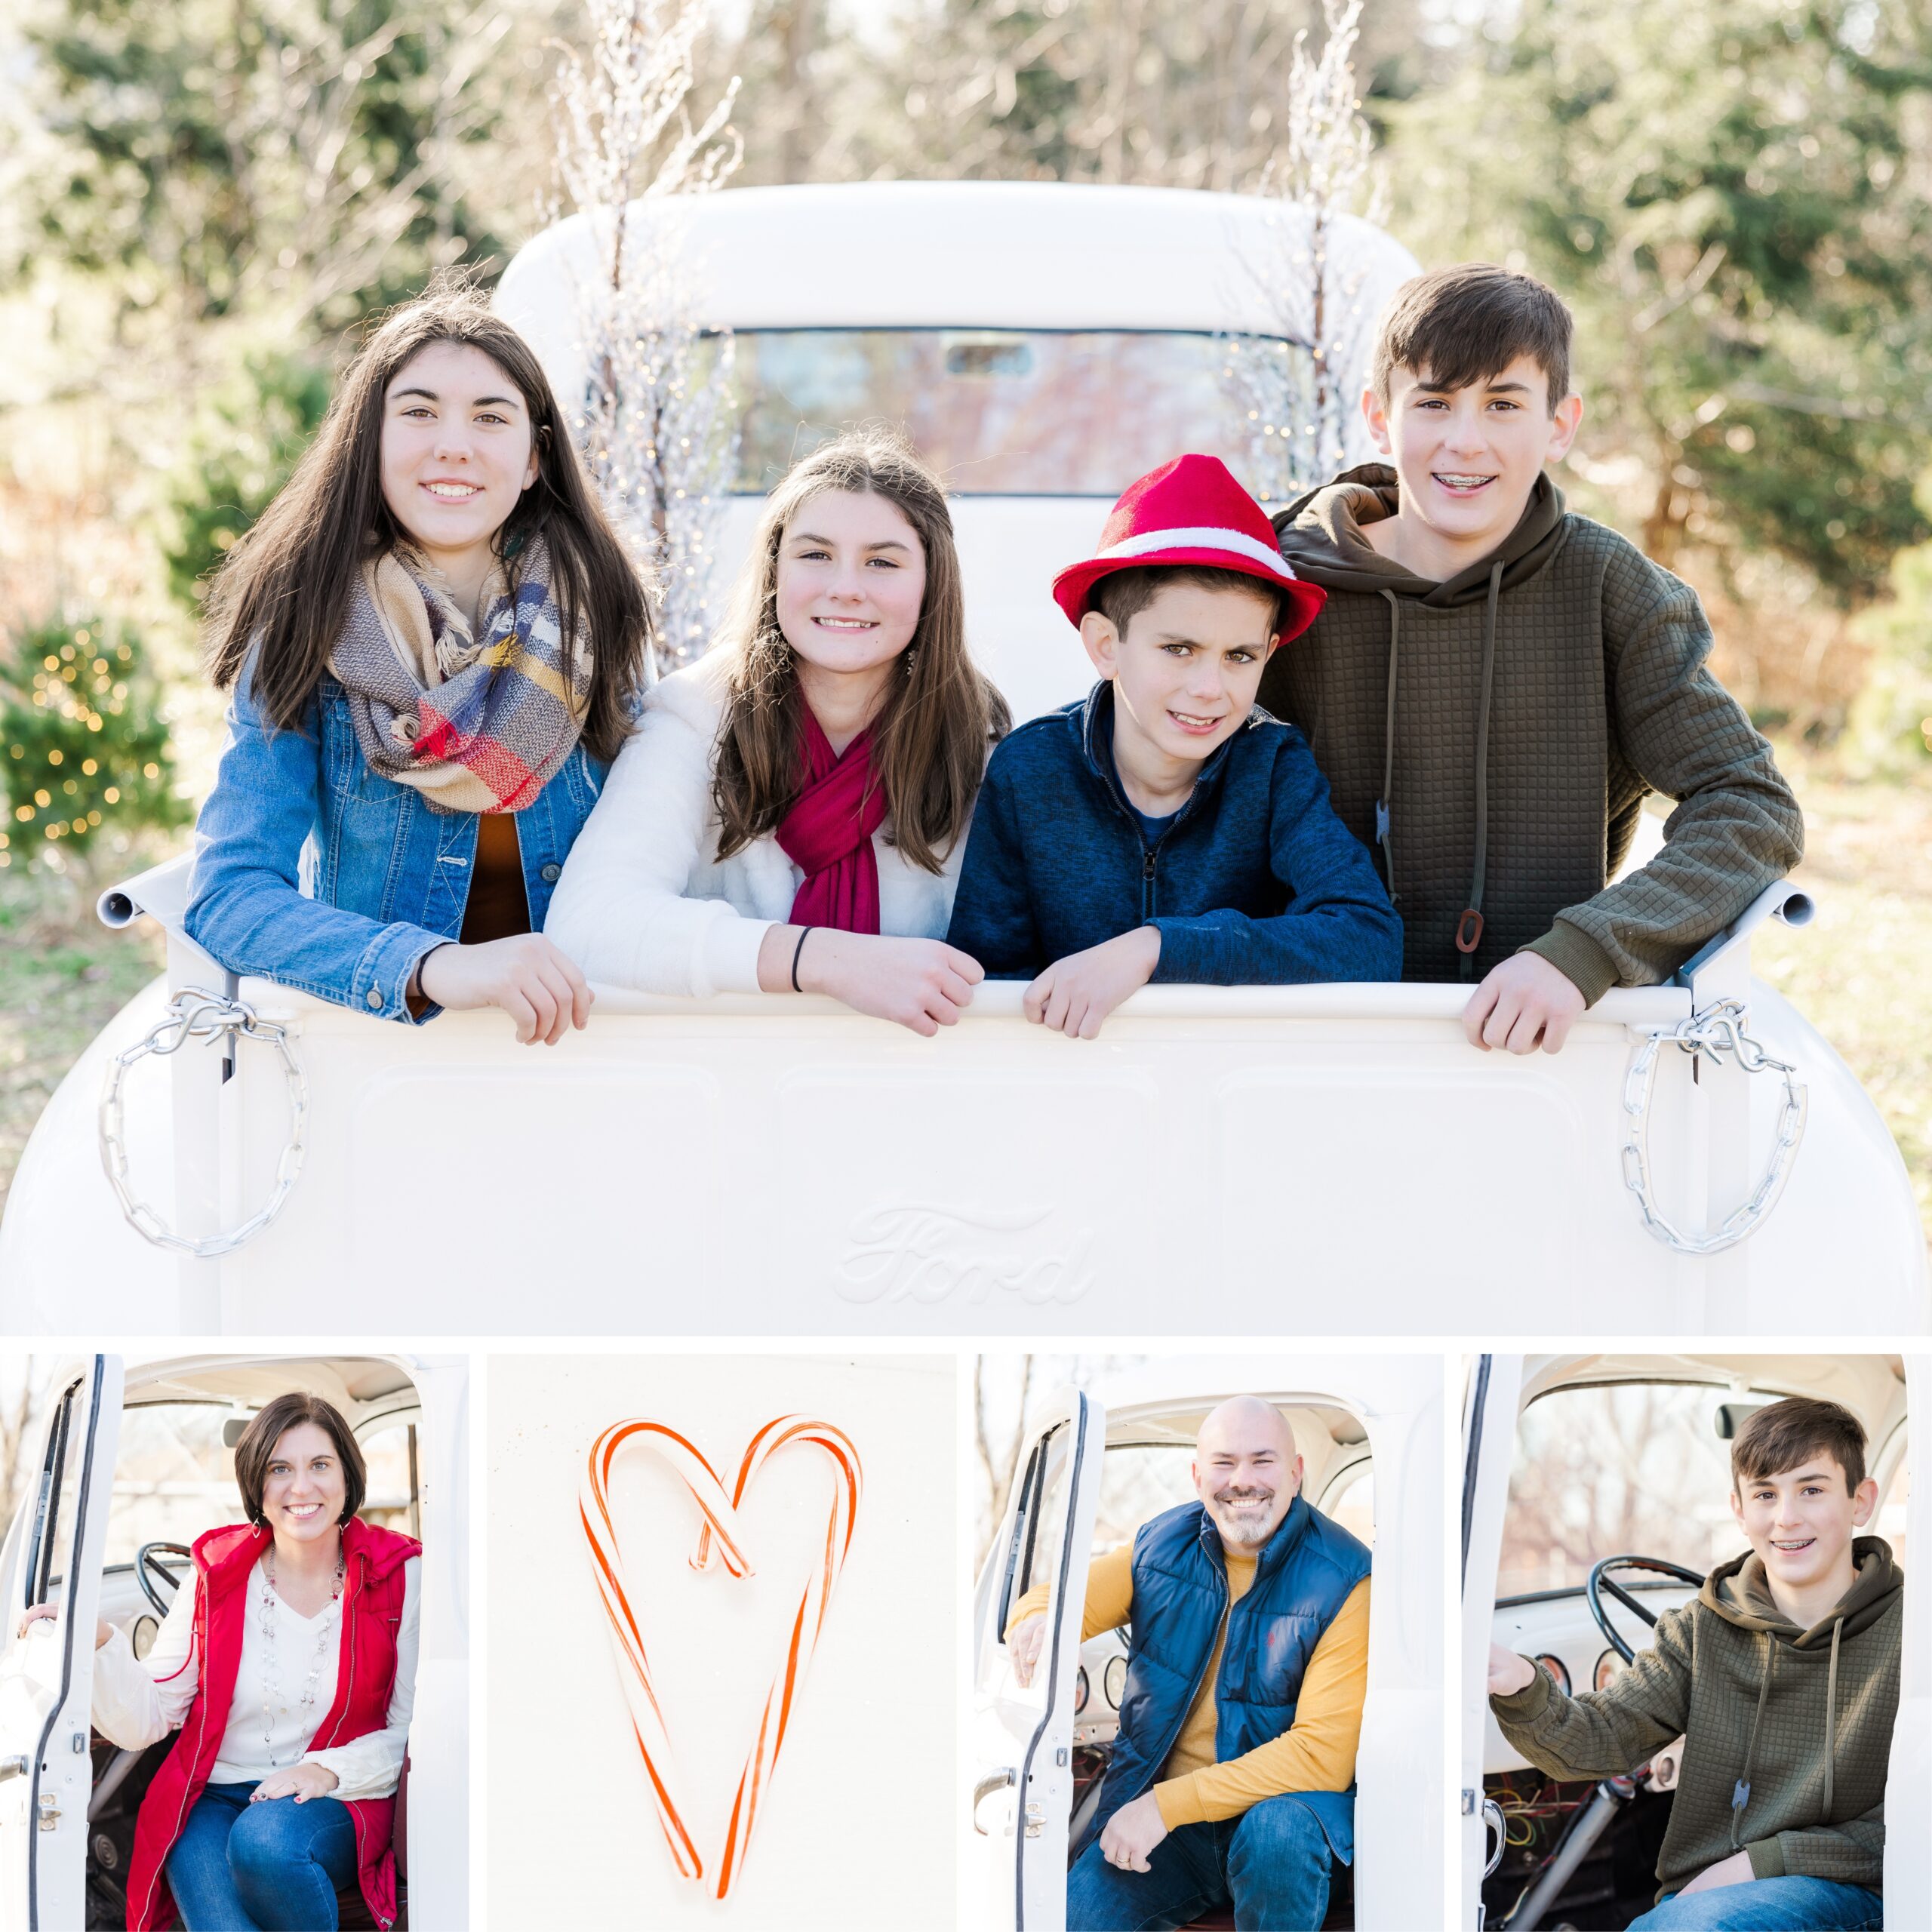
[1004, 1396, 1371, 1930]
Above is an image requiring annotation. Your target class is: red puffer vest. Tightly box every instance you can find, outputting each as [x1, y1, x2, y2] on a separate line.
[126, 1516, 420, 1932]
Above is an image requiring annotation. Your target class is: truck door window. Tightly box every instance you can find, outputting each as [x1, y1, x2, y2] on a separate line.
[27, 1375, 84, 1611]
[105, 1404, 242, 1567]
[997, 1422, 1078, 1644]
[1321, 1466, 1376, 1551]
[1502, 1383, 1741, 1597]
[1095, 1445, 1195, 1556]
[1875, 1433, 1909, 1570]
[357, 1414, 420, 1540]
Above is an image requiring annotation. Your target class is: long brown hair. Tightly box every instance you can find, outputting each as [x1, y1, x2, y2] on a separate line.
[711, 428, 1008, 872]
[205, 276, 650, 764]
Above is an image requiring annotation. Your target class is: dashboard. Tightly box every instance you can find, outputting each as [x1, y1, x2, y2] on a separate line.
[1485, 1583, 1695, 1773]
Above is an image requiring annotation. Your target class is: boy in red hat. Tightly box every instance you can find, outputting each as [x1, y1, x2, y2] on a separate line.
[1258, 263, 1802, 1055]
[946, 454, 1401, 1036]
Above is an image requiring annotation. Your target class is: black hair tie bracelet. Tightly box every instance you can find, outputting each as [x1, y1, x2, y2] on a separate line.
[791, 926, 816, 994]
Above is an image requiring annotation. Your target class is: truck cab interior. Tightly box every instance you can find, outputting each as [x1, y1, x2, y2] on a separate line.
[1474, 1355, 1910, 1932]
[11, 1356, 426, 1931]
[1029, 1395, 1374, 1932]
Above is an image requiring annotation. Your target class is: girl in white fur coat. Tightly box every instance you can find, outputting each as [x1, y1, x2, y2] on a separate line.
[547, 430, 1008, 1033]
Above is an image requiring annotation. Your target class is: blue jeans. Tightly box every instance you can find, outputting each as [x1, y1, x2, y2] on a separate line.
[1629, 1878, 1884, 1930]
[164, 1781, 358, 1931]
[1066, 1792, 1334, 1930]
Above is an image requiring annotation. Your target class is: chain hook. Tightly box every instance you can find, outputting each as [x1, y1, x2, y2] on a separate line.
[98, 986, 308, 1259]
[1623, 998, 1806, 1256]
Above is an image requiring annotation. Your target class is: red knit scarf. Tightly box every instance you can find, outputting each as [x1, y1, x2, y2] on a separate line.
[777, 706, 888, 934]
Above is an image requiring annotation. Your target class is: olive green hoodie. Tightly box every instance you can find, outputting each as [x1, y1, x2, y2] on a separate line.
[1259, 466, 1804, 999]
[1491, 1538, 1903, 1899]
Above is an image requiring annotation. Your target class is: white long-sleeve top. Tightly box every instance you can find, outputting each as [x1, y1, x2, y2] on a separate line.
[90, 1555, 419, 1801]
[546, 651, 967, 995]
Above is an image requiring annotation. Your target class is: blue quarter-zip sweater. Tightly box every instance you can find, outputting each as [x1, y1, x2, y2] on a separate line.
[945, 682, 1401, 983]
[1084, 1494, 1373, 1863]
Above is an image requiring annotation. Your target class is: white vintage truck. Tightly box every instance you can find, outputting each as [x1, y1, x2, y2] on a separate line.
[1460, 1352, 1927, 1930]
[969, 1355, 1443, 1930]
[0, 1352, 468, 1930]
[0, 183, 1921, 1334]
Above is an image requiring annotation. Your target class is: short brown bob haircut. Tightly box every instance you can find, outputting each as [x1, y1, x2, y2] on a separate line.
[1091, 564, 1285, 640]
[234, 1391, 367, 1527]
[1372, 263, 1574, 414]
[1730, 1396, 1867, 1497]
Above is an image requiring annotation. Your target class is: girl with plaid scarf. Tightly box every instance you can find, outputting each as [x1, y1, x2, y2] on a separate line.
[186, 280, 651, 1041]
[547, 429, 1010, 1035]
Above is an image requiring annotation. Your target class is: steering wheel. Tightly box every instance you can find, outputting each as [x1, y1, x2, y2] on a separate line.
[1586, 1554, 1704, 1664]
[136, 1543, 192, 1619]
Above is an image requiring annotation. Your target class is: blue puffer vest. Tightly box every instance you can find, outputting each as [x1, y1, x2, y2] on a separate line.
[1081, 1492, 1371, 1863]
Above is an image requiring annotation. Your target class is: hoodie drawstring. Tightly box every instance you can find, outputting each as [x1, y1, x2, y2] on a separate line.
[1377, 563, 1505, 971]
[1375, 589, 1401, 905]
[1823, 1614, 1843, 1820]
[1455, 561, 1505, 982]
[1730, 1632, 1776, 1851]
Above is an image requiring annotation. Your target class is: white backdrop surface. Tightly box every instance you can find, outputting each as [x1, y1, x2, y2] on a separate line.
[487, 1352, 958, 1930]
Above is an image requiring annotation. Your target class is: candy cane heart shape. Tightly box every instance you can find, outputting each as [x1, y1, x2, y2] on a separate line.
[580, 1415, 863, 1901]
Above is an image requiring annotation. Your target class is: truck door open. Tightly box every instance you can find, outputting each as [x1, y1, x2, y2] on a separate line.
[969, 1387, 1105, 1932]
[1883, 1357, 1929, 1927]
[0, 1355, 124, 1930]
[1458, 1354, 1522, 1932]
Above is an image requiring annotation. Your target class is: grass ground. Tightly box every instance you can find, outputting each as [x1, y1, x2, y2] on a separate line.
[0, 865, 165, 1222]
[1752, 748, 1932, 1244]
[0, 747, 1927, 1244]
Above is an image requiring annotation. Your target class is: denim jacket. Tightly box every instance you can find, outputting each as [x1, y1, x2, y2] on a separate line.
[946, 682, 1402, 984]
[183, 663, 607, 1023]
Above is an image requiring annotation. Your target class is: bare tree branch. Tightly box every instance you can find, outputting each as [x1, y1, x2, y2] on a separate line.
[551, 0, 744, 667]
[1227, 0, 1382, 503]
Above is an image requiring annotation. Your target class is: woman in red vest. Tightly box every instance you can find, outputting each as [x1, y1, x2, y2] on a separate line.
[30, 1391, 420, 1931]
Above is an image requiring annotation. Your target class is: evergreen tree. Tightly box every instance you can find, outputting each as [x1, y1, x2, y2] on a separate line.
[723, 0, 1419, 190]
[163, 352, 334, 611]
[0, 616, 189, 877]
[11, 0, 512, 346]
[1386, 0, 1932, 603]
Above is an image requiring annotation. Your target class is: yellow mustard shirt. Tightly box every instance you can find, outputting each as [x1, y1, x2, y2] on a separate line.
[1004, 1543, 1371, 1831]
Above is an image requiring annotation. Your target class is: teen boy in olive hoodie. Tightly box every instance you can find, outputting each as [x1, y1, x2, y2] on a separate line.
[1259, 263, 1803, 1057]
[1489, 1397, 1902, 1930]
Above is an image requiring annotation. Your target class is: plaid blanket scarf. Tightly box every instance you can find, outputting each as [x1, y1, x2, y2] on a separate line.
[329, 536, 592, 814]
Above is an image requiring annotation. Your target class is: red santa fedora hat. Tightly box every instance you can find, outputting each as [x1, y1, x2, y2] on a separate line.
[1051, 454, 1325, 638]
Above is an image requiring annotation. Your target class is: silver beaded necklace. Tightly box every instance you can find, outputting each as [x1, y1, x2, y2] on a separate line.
[257, 1543, 346, 1767]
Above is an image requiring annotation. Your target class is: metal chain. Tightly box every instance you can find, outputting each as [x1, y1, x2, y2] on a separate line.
[99, 986, 308, 1258]
[1620, 997, 1807, 1256]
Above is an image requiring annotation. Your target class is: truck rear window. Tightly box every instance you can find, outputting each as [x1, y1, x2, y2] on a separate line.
[724, 328, 1301, 497]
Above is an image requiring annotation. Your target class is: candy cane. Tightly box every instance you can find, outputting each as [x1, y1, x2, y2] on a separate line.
[581, 1420, 740, 1882]
[580, 1414, 863, 1900]
[709, 1417, 862, 1899]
